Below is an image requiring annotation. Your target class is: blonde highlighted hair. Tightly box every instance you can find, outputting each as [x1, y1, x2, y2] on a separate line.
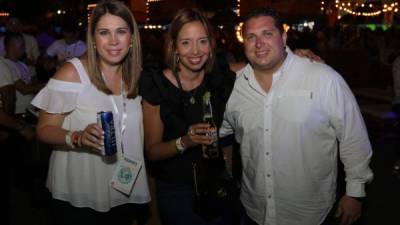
[86, 0, 142, 98]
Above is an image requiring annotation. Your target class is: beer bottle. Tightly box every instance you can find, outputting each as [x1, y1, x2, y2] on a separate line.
[202, 91, 219, 159]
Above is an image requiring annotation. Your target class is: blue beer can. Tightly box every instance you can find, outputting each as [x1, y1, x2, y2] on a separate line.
[97, 111, 117, 156]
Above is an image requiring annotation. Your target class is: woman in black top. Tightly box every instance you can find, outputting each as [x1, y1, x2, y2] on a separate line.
[140, 8, 235, 225]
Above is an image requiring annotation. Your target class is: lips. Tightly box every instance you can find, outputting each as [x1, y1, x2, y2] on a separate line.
[188, 57, 203, 64]
[107, 49, 122, 56]
[255, 50, 269, 57]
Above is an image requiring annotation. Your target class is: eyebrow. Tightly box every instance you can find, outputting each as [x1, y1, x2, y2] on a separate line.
[96, 27, 130, 31]
[178, 36, 208, 41]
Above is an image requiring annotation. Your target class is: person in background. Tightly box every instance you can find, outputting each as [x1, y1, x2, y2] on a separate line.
[2, 32, 44, 115]
[0, 53, 35, 140]
[140, 8, 236, 225]
[0, 54, 34, 225]
[32, 1, 150, 225]
[220, 8, 373, 225]
[392, 55, 400, 178]
[0, 17, 40, 67]
[45, 21, 87, 69]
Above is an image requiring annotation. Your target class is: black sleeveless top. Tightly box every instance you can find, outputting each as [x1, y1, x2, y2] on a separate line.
[139, 59, 235, 185]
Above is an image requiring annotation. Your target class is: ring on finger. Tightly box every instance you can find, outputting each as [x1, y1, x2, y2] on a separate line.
[189, 128, 195, 136]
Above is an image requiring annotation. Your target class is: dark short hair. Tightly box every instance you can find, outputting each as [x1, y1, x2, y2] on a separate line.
[4, 32, 23, 49]
[243, 8, 284, 34]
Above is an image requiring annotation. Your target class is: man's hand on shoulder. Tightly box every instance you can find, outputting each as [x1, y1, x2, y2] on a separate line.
[293, 49, 324, 63]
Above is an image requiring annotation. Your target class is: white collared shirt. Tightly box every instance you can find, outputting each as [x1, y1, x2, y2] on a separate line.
[220, 49, 373, 225]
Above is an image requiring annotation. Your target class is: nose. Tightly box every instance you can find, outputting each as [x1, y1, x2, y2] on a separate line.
[192, 42, 199, 55]
[109, 33, 118, 45]
[255, 36, 263, 48]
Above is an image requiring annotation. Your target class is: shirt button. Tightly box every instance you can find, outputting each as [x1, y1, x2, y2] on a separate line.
[265, 128, 269, 132]
[267, 174, 271, 177]
[266, 152, 269, 155]
[268, 195, 272, 198]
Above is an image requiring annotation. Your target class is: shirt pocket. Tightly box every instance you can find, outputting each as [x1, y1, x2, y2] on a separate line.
[274, 90, 313, 124]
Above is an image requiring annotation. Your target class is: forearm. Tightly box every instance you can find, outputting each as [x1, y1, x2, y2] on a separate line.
[15, 82, 44, 94]
[0, 110, 26, 130]
[36, 124, 69, 145]
[343, 149, 373, 197]
[146, 139, 182, 161]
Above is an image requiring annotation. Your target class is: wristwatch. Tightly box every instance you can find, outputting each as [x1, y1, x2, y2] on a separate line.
[175, 137, 186, 154]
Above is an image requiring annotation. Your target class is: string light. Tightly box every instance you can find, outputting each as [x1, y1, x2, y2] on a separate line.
[146, 0, 165, 22]
[87, 4, 97, 23]
[235, 22, 243, 43]
[0, 12, 10, 17]
[144, 24, 163, 29]
[326, 0, 399, 17]
[236, 0, 241, 17]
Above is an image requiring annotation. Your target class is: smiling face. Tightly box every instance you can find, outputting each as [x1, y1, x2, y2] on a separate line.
[175, 21, 211, 73]
[243, 15, 287, 74]
[94, 13, 132, 66]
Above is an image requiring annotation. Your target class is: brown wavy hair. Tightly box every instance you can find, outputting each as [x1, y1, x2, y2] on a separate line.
[164, 8, 215, 73]
[86, 0, 142, 99]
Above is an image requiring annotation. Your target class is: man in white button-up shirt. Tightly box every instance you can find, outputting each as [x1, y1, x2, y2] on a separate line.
[220, 8, 373, 225]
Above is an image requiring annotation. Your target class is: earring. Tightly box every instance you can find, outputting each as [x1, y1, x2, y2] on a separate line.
[176, 55, 180, 64]
[93, 44, 96, 49]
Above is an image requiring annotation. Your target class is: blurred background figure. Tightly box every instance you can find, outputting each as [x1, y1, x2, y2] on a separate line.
[44, 21, 86, 70]
[1, 32, 44, 116]
[392, 55, 400, 178]
[0, 17, 40, 68]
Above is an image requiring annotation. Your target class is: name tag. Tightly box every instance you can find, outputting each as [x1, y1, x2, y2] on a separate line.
[111, 157, 142, 195]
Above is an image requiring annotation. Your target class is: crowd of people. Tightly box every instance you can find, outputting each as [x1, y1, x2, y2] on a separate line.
[6, 0, 400, 225]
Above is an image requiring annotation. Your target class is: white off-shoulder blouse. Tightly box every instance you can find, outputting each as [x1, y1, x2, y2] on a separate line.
[31, 58, 150, 212]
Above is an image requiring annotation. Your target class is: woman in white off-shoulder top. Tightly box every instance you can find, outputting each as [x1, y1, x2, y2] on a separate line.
[31, 1, 150, 224]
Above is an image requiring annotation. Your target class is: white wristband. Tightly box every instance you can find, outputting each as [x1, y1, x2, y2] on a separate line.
[65, 131, 75, 149]
[175, 137, 186, 154]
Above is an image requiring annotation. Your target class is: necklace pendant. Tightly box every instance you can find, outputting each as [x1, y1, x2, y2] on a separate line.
[189, 96, 196, 104]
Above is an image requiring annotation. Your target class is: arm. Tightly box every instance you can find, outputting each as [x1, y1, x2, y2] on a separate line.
[0, 85, 34, 140]
[35, 63, 103, 151]
[143, 100, 213, 161]
[0, 84, 15, 115]
[14, 79, 45, 95]
[325, 75, 373, 225]
[36, 110, 69, 145]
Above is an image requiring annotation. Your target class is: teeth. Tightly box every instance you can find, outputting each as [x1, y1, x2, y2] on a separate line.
[189, 57, 201, 64]
[108, 50, 120, 56]
[256, 51, 268, 57]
